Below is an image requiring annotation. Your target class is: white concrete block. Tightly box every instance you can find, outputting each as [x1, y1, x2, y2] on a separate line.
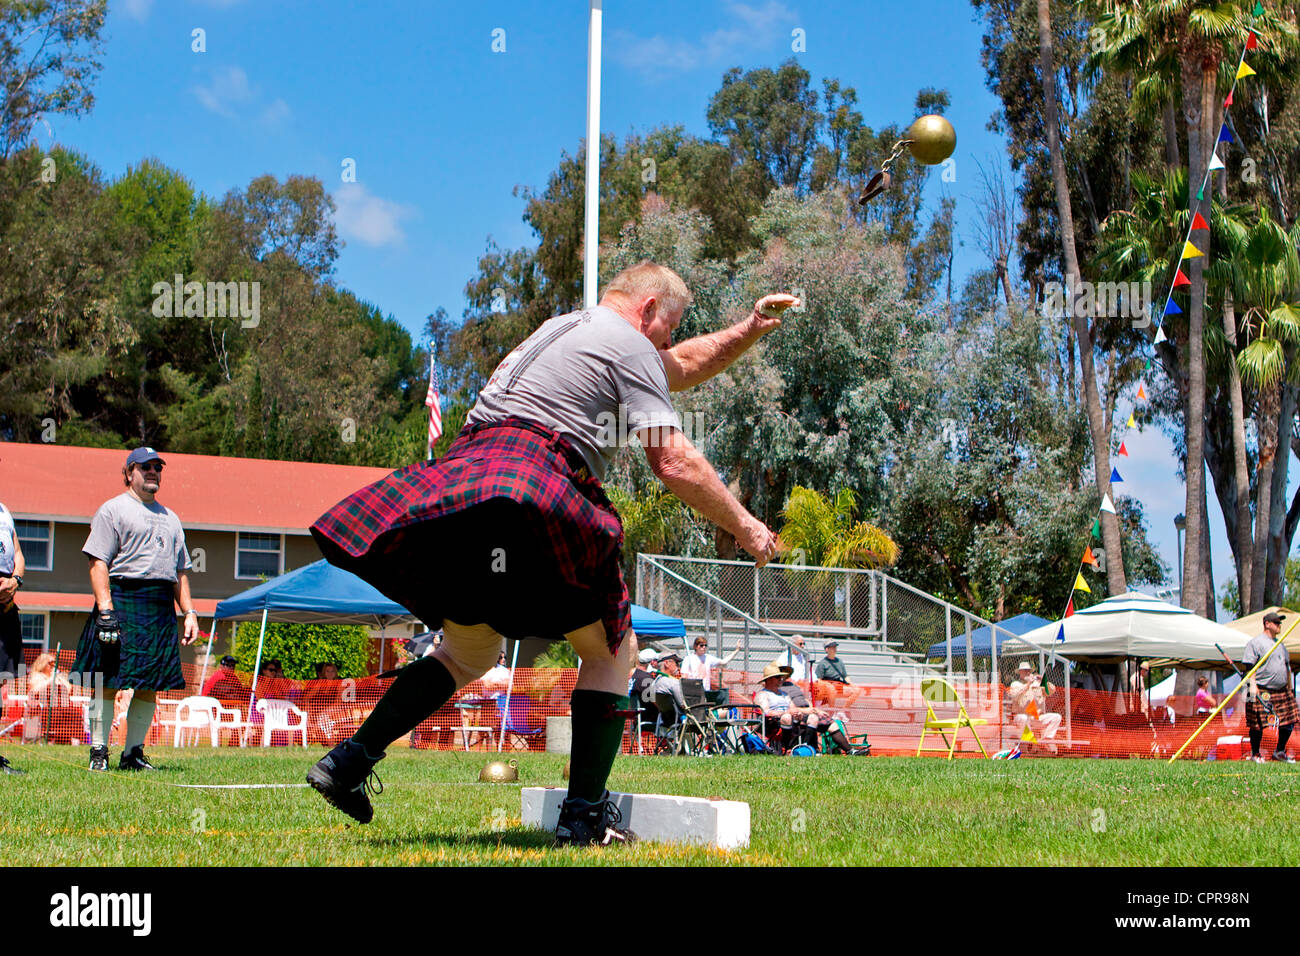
[521, 788, 750, 849]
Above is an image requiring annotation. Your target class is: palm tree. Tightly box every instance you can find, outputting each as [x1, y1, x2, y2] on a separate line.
[1093, 169, 1256, 609]
[1230, 208, 1300, 612]
[778, 486, 899, 625]
[1085, 0, 1298, 617]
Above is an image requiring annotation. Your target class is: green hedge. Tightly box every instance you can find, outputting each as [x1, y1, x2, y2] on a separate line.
[232, 621, 375, 679]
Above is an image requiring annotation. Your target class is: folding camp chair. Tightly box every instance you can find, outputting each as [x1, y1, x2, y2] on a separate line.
[916, 677, 989, 759]
[654, 692, 708, 755]
[680, 679, 760, 754]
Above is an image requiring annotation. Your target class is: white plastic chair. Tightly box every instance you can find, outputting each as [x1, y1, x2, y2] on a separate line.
[171, 695, 244, 747]
[255, 698, 308, 747]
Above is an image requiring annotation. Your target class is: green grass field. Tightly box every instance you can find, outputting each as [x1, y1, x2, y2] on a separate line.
[3, 745, 1298, 866]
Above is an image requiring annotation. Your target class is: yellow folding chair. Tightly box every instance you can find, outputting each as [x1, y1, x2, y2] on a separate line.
[916, 677, 990, 759]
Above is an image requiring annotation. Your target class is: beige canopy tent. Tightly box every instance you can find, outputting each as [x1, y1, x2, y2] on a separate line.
[1223, 606, 1300, 658]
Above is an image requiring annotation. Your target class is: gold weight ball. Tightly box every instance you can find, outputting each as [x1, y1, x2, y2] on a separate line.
[906, 115, 956, 166]
[479, 759, 519, 783]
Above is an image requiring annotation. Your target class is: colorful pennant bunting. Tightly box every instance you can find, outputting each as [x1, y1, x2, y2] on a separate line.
[1083, 546, 1098, 567]
[1091, 518, 1100, 538]
[1237, 62, 1256, 80]
[1173, 269, 1191, 287]
[1118, 441, 1128, 457]
[1247, 31, 1259, 51]
[1127, 412, 1136, 427]
[1208, 151, 1225, 172]
[1164, 299, 1182, 316]
[1182, 241, 1204, 259]
[1100, 494, 1116, 515]
[1110, 466, 1124, 483]
[1191, 212, 1210, 231]
[1056, 623, 1066, 641]
[1218, 126, 1235, 144]
[1225, 90, 1234, 107]
[1137, 384, 1147, 401]
[1154, 326, 1168, 344]
[1074, 572, 1091, 593]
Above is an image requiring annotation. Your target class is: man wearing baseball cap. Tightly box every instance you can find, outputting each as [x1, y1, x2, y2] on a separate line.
[75, 447, 199, 771]
[1244, 611, 1297, 763]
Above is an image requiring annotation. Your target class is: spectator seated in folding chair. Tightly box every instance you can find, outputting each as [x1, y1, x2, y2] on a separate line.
[753, 662, 820, 755]
[774, 664, 867, 755]
[650, 652, 707, 755]
[496, 694, 545, 751]
[628, 647, 662, 751]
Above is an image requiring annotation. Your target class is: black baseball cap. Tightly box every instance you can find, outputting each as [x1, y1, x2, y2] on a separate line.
[219, 655, 237, 667]
[1264, 611, 1287, 625]
[125, 446, 166, 467]
[657, 651, 682, 663]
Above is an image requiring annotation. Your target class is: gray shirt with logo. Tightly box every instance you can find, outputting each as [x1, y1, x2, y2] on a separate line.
[1244, 633, 1292, 691]
[83, 493, 192, 582]
[465, 306, 681, 480]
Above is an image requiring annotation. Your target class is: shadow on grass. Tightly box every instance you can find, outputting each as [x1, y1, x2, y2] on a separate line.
[362, 829, 554, 851]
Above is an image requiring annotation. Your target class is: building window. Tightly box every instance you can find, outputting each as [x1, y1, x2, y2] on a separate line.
[15, 520, 52, 571]
[236, 532, 282, 579]
[19, 612, 47, 652]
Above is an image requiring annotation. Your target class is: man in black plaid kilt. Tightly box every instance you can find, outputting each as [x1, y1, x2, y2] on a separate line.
[1244, 611, 1297, 763]
[75, 448, 200, 771]
[308, 262, 795, 845]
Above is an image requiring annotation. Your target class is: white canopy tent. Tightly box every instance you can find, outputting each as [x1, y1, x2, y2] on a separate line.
[1008, 592, 1250, 664]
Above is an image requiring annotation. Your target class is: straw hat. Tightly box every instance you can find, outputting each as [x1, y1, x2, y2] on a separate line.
[756, 661, 788, 683]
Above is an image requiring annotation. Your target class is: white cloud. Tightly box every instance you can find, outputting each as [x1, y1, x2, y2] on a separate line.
[612, 1, 796, 77]
[122, 0, 153, 21]
[333, 184, 417, 247]
[193, 66, 253, 119]
[260, 97, 290, 128]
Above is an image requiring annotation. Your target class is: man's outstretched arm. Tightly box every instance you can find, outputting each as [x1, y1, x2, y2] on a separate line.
[640, 426, 778, 566]
[659, 293, 798, 391]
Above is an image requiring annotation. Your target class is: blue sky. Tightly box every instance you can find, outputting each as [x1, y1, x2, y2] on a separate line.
[45, 0, 1291, 615]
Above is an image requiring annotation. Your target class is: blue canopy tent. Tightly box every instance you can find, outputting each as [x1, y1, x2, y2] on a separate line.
[924, 612, 1051, 660]
[630, 604, 686, 639]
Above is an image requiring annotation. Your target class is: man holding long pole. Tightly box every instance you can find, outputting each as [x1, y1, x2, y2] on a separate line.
[1243, 611, 1296, 764]
[308, 261, 793, 846]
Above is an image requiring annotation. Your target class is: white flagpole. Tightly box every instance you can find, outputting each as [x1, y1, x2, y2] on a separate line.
[584, 0, 602, 308]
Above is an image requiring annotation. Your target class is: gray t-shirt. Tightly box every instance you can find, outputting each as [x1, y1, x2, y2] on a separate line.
[83, 493, 192, 582]
[465, 306, 681, 479]
[1244, 633, 1292, 691]
[0, 502, 15, 577]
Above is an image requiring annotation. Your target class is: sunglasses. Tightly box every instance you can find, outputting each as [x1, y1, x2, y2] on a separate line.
[138, 463, 164, 473]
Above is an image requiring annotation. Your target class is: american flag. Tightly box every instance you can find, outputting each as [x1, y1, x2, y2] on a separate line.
[425, 357, 442, 459]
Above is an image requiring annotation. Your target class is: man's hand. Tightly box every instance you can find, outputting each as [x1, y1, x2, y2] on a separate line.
[0, 577, 17, 603]
[95, 609, 122, 644]
[737, 516, 780, 568]
[751, 293, 801, 334]
[181, 611, 200, 645]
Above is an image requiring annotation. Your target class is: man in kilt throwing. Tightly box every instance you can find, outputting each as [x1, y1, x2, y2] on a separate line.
[77, 448, 200, 771]
[308, 262, 793, 845]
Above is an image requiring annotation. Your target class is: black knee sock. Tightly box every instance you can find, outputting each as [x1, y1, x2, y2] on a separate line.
[1249, 727, 1263, 757]
[568, 690, 628, 803]
[1276, 724, 1293, 754]
[353, 657, 456, 756]
[829, 727, 852, 753]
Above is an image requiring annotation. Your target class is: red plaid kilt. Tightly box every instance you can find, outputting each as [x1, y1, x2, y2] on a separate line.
[310, 417, 630, 652]
[1246, 685, 1299, 731]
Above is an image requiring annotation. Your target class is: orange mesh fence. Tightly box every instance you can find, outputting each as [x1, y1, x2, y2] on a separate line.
[1, 652, 1281, 760]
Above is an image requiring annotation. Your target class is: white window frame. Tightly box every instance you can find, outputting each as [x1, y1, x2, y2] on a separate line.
[18, 610, 49, 652]
[234, 532, 285, 580]
[14, 519, 53, 572]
